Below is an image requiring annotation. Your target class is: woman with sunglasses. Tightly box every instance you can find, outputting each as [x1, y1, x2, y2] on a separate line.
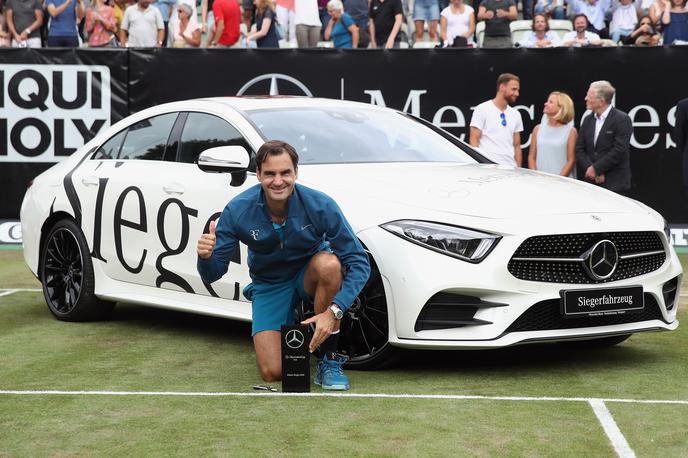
[170, 2, 200, 47]
[528, 91, 577, 177]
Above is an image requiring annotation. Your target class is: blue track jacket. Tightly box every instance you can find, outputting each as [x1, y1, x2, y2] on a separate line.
[197, 183, 371, 312]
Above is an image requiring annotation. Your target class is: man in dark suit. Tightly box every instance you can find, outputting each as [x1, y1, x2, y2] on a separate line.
[675, 97, 688, 194]
[575, 80, 633, 195]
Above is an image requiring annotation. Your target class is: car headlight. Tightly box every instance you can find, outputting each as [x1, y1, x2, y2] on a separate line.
[380, 220, 501, 263]
[664, 218, 671, 243]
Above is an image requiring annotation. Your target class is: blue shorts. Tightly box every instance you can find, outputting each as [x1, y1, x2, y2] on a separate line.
[413, 0, 440, 21]
[242, 241, 333, 336]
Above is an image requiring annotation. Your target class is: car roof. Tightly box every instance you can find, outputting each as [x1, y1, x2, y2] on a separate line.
[195, 96, 389, 113]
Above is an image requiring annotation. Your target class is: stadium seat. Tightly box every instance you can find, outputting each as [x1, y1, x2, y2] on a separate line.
[549, 19, 573, 40]
[510, 20, 532, 45]
[279, 40, 297, 48]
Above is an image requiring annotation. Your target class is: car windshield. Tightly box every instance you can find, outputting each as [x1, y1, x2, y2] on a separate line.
[246, 107, 478, 165]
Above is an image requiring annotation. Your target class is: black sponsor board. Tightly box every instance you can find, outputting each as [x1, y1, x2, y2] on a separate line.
[561, 286, 644, 317]
[2, 48, 688, 224]
[281, 324, 311, 393]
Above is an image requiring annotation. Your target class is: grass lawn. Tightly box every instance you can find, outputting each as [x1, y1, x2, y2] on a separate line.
[0, 251, 686, 456]
[0, 250, 40, 289]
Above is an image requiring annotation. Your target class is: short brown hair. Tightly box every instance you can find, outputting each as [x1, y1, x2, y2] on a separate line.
[496, 73, 520, 91]
[255, 140, 299, 171]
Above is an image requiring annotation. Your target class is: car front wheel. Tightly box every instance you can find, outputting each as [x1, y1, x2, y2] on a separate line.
[40, 219, 113, 321]
[339, 253, 398, 370]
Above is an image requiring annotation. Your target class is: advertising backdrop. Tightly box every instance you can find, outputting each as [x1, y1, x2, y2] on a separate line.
[1, 48, 687, 230]
[0, 49, 128, 219]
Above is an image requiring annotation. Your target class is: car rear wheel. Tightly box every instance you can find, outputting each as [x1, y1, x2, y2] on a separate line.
[339, 253, 399, 370]
[40, 219, 113, 321]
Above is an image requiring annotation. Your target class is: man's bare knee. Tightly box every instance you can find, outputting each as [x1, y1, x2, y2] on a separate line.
[253, 330, 282, 382]
[257, 361, 282, 382]
[259, 367, 282, 382]
[314, 253, 342, 282]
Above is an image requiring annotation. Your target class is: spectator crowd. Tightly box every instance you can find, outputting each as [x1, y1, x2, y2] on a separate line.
[0, 0, 686, 47]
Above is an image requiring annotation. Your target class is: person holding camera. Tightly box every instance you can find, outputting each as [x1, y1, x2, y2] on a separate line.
[622, 15, 660, 45]
[197, 141, 370, 390]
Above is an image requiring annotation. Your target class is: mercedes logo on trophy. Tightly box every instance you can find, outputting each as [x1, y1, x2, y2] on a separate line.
[281, 324, 311, 392]
[285, 329, 305, 349]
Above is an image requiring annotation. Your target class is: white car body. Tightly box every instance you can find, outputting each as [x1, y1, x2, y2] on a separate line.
[20, 97, 683, 368]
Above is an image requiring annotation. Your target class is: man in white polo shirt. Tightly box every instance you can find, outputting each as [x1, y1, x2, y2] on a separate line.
[119, 0, 165, 47]
[469, 73, 524, 167]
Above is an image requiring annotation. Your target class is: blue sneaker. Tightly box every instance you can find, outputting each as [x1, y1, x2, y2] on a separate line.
[315, 353, 350, 391]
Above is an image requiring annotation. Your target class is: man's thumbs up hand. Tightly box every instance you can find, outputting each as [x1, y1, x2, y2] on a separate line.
[197, 220, 217, 260]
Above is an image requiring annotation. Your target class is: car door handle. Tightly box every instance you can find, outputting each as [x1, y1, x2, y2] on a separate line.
[163, 183, 185, 195]
[81, 176, 99, 187]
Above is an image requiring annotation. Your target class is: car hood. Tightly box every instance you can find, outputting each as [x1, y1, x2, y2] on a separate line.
[298, 163, 641, 219]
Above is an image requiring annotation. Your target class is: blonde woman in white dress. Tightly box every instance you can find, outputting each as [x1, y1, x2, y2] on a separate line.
[528, 91, 577, 177]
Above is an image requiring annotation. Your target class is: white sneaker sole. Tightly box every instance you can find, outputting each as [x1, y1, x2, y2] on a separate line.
[321, 383, 349, 391]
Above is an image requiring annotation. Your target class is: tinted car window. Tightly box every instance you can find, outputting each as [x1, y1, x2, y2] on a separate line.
[93, 129, 126, 160]
[178, 113, 252, 164]
[247, 108, 478, 165]
[118, 113, 178, 161]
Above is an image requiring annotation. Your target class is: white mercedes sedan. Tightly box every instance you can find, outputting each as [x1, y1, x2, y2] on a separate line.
[20, 97, 683, 369]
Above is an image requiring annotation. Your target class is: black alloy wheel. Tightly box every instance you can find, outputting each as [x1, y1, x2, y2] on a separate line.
[339, 253, 398, 370]
[41, 219, 113, 321]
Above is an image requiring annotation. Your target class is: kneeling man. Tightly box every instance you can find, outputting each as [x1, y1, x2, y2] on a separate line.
[197, 140, 370, 390]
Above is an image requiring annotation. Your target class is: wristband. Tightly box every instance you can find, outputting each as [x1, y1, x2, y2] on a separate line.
[24, 28, 31, 35]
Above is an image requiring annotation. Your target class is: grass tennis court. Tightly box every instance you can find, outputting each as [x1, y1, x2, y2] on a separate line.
[1, 250, 686, 456]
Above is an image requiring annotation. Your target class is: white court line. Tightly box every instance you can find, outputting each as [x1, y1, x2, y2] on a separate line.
[0, 288, 41, 293]
[1, 390, 683, 457]
[589, 399, 636, 458]
[0, 390, 687, 405]
[0, 290, 18, 297]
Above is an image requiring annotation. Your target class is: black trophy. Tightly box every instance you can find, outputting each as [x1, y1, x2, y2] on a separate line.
[281, 324, 311, 392]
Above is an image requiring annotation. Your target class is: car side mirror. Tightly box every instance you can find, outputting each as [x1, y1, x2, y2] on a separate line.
[197, 146, 250, 173]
